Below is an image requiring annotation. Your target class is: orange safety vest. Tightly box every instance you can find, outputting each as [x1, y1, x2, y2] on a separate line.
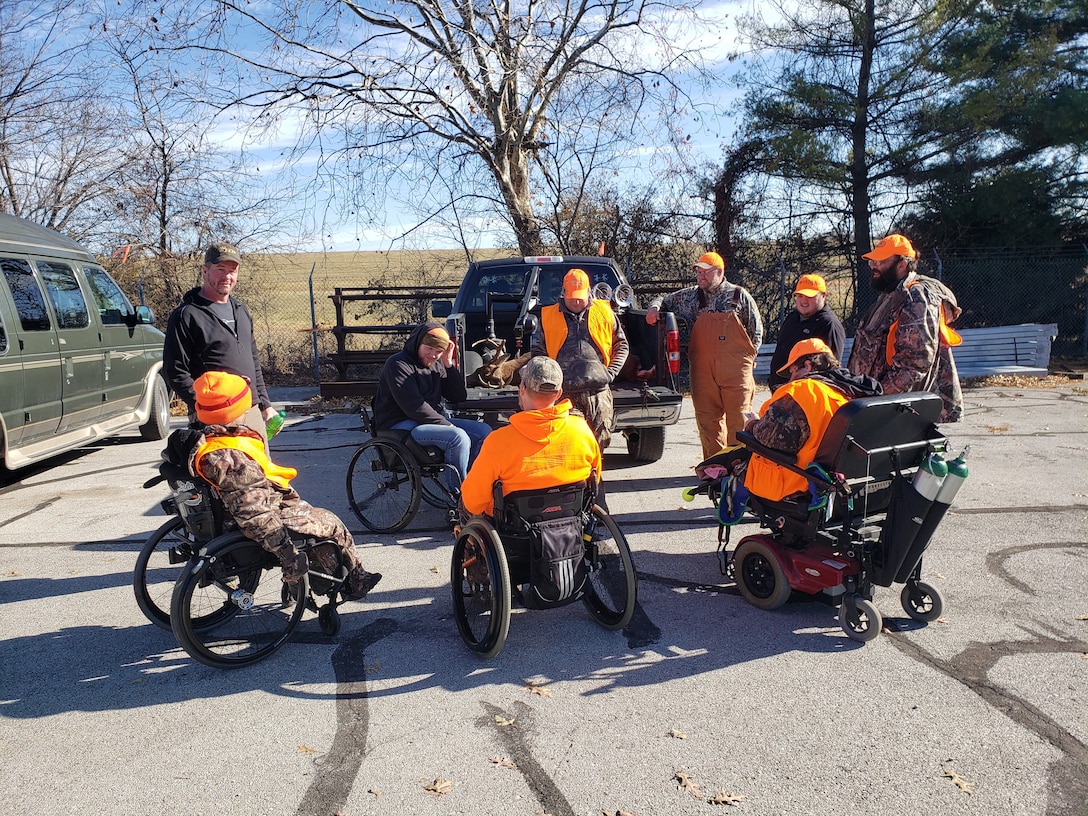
[885, 280, 962, 366]
[745, 378, 849, 501]
[540, 300, 615, 366]
[195, 435, 297, 489]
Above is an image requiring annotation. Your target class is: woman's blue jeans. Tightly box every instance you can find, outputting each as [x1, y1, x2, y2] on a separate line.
[390, 417, 491, 482]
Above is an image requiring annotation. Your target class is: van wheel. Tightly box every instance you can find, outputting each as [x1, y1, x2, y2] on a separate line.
[140, 375, 170, 441]
[625, 427, 665, 462]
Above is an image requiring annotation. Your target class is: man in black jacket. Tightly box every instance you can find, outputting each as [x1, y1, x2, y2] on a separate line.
[163, 242, 277, 439]
[372, 322, 491, 481]
[767, 274, 846, 391]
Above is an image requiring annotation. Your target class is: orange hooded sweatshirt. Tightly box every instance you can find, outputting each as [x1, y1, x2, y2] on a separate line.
[460, 399, 602, 517]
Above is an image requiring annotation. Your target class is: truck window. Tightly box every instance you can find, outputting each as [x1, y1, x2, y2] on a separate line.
[36, 261, 90, 330]
[83, 266, 134, 325]
[0, 257, 52, 331]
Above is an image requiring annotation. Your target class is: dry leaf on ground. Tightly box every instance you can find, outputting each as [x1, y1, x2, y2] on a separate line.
[489, 756, 516, 769]
[424, 777, 454, 796]
[668, 728, 687, 739]
[296, 745, 317, 754]
[708, 790, 747, 806]
[675, 770, 704, 799]
[526, 683, 553, 697]
[943, 769, 976, 795]
[494, 714, 516, 726]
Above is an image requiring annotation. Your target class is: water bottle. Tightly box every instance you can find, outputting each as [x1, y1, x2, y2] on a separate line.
[266, 409, 286, 438]
[911, 451, 947, 501]
[934, 446, 970, 504]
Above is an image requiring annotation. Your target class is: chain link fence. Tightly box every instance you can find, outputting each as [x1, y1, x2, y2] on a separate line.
[228, 244, 1087, 385]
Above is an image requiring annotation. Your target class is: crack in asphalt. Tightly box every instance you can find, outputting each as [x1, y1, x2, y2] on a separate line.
[481, 699, 575, 816]
[295, 617, 398, 816]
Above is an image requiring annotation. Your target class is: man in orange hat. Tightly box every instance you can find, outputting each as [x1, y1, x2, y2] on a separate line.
[646, 251, 763, 458]
[165, 371, 382, 597]
[847, 234, 963, 422]
[531, 268, 628, 450]
[766, 273, 845, 391]
[695, 339, 881, 504]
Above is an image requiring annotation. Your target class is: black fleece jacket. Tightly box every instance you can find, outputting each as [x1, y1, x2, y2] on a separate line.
[163, 287, 271, 413]
[371, 322, 468, 431]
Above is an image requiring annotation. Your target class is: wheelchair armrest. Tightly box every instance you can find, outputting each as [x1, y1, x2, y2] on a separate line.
[736, 431, 840, 494]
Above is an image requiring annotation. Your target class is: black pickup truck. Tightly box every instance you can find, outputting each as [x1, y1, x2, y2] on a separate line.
[432, 256, 683, 462]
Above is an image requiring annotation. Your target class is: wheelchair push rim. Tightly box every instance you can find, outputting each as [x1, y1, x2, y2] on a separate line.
[346, 438, 422, 533]
[170, 533, 307, 669]
[450, 521, 511, 659]
[133, 517, 197, 631]
[581, 505, 637, 631]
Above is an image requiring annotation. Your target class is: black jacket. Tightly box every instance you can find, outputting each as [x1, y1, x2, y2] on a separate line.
[372, 322, 468, 431]
[767, 306, 847, 390]
[163, 287, 271, 413]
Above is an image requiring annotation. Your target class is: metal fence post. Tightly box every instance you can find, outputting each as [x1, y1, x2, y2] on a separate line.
[1081, 245, 1087, 357]
[308, 263, 319, 381]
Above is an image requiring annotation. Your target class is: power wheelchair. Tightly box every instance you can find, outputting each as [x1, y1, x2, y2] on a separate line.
[346, 405, 462, 533]
[693, 392, 954, 642]
[451, 476, 637, 659]
[136, 461, 359, 669]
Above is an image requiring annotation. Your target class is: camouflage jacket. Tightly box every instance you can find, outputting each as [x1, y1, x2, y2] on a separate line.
[183, 426, 304, 560]
[847, 274, 963, 422]
[650, 281, 764, 348]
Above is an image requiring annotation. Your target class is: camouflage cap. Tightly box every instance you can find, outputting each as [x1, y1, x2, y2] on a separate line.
[204, 242, 241, 266]
[521, 356, 563, 393]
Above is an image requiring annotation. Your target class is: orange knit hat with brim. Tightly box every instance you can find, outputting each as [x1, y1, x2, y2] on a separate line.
[194, 371, 252, 426]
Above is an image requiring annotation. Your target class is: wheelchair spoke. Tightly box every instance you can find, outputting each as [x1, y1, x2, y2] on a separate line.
[171, 535, 307, 669]
[347, 439, 421, 532]
[582, 506, 637, 630]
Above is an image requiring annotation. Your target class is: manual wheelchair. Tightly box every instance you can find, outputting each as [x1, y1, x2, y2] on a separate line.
[346, 405, 462, 532]
[694, 392, 953, 643]
[451, 476, 637, 659]
[136, 462, 360, 669]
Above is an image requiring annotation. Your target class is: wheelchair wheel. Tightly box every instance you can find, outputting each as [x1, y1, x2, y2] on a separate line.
[733, 536, 792, 611]
[170, 533, 307, 669]
[346, 438, 421, 532]
[450, 520, 511, 659]
[420, 467, 459, 511]
[133, 517, 196, 630]
[839, 595, 882, 643]
[318, 604, 342, 636]
[581, 506, 637, 630]
[901, 580, 943, 622]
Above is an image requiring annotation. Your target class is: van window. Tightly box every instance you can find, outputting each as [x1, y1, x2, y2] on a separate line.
[0, 310, 6, 354]
[0, 257, 52, 331]
[83, 266, 134, 325]
[36, 261, 90, 330]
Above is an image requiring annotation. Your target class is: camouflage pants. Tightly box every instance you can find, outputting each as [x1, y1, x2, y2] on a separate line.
[569, 387, 613, 450]
[280, 504, 364, 574]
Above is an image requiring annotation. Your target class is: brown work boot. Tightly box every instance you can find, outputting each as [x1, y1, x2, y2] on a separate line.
[280, 551, 309, 584]
[344, 569, 382, 601]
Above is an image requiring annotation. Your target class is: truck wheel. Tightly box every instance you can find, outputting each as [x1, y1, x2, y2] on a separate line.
[625, 427, 665, 462]
[139, 375, 170, 441]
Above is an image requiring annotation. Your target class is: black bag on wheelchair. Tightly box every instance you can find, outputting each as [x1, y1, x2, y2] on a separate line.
[528, 516, 587, 605]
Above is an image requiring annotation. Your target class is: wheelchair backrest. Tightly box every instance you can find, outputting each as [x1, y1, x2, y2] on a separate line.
[158, 461, 224, 542]
[813, 392, 945, 513]
[815, 392, 944, 475]
[497, 481, 587, 530]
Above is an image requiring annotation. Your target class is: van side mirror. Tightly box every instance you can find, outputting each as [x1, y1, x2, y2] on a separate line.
[432, 300, 453, 318]
[135, 305, 156, 324]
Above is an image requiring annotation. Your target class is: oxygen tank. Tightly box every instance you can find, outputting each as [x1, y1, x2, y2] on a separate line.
[911, 451, 948, 500]
[878, 450, 947, 586]
[894, 447, 970, 583]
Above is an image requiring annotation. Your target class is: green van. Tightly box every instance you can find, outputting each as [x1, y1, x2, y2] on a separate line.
[0, 214, 169, 471]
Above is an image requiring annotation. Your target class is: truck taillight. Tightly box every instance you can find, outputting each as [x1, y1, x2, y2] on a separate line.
[666, 329, 680, 375]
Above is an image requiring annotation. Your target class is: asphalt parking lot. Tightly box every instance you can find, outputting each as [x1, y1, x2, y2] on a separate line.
[1, 384, 1086, 816]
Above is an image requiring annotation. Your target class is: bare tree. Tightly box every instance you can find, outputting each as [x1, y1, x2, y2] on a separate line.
[0, 1, 123, 236]
[148, 0, 712, 255]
